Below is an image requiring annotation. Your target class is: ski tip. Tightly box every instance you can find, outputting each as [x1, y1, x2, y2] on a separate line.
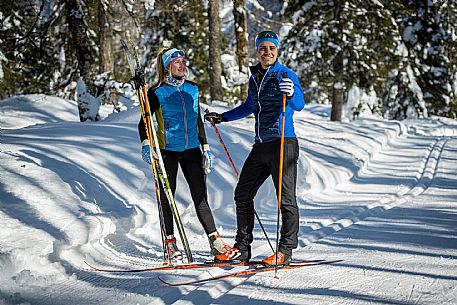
[83, 260, 98, 271]
[158, 276, 184, 288]
[323, 259, 344, 264]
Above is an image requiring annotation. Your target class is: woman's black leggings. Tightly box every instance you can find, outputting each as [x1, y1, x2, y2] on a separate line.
[158, 147, 216, 236]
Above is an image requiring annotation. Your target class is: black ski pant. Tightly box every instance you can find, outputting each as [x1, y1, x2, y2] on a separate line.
[234, 138, 299, 256]
[158, 147, 216, 237]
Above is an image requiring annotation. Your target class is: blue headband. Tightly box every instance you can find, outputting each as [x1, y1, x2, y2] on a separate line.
[255, 31, 280, 49]
[162, 48, 185, 68]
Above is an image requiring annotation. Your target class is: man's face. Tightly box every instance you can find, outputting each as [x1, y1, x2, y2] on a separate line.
[256, 41, 278, 69]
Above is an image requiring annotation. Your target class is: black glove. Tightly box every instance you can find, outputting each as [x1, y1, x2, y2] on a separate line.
[204, 112, 226, 124]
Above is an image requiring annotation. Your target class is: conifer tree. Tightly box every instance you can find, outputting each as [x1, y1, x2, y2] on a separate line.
[142, 0, 210, 95]
[65, 0, 100, 121]
[384, 0, 457, 119]
[0, 1, 59, 97]
[282, 0, 399, 120]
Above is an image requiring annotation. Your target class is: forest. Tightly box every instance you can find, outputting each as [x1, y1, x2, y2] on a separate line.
[1, 0, 456, 121]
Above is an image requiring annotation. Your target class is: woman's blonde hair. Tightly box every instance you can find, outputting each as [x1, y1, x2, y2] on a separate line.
[153, 47, 170, 89]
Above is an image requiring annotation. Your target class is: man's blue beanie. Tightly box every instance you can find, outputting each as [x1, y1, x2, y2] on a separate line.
[255, 31, 280, 49]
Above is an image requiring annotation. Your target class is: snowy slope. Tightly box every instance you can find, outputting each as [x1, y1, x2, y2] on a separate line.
[0, 95, 456, 305]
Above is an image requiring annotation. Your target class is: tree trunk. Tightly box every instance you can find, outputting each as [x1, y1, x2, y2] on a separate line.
[233, 0, 248, 99]
[208, 0, 223, 102]
[331, 50, 344, 121]
[331, 0, 343, 122]
[65, 0, 100, 121]
[99, 0, 117, 106]
[99, 0, 114, 75]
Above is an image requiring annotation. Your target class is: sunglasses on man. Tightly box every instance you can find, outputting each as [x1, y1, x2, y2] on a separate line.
[256, 31, 279, 40]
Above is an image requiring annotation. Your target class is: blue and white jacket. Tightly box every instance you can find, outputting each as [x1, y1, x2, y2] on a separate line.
[223, 60, 305, 143]
[138, 81, 207, 152]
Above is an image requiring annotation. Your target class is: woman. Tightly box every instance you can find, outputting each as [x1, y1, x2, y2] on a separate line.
[138, 47, 232, 261]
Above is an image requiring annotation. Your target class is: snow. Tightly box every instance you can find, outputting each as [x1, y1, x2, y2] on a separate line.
[1, 94, 457, 305]
[403, 22, 423, 45]
[221, 54, 249, 88]
[345, 85, 380, 120]
[406, 64, 427, 117]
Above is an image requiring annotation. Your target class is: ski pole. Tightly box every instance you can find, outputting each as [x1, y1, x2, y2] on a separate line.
[275, 77, 288, 277]
[204, 109, 274, 253]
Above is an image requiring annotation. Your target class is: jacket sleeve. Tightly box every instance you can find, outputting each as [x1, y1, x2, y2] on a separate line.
[197, 106, 208, 146]
[222, 95, 254, 121]
[138, 88, 161, 143]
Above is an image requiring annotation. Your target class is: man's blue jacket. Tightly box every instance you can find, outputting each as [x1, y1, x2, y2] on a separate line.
[223, 60, 305, 143]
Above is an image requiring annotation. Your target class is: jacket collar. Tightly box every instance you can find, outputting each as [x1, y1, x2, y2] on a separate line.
[249, 59, 281, 76]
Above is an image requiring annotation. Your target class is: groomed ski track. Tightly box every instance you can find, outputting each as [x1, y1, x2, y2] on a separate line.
[1, 100, 456, 305]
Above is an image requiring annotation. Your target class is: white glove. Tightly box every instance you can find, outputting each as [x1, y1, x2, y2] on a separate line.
[279, 78, 294, 97]
[202, 144, 212, 175]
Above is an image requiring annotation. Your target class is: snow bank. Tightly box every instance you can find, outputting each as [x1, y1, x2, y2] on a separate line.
[0, 95, 79, 129]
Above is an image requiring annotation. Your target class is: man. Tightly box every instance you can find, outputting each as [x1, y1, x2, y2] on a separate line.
[205, 30, 305, 266]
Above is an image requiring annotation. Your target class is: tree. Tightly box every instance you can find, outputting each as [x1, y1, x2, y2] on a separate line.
[65, 0, 100, 121]
[99, 0, 114, 76]
[443, 0, 457, 118]
[384, 0, 457, 119]
[232, 0, 249, 99]
[141, 1, 209, 93]
[282, 1, 400, 120]
[0, 1, 58, 97]
[208, 0, 223, 102]
[330, 0, 344, 121]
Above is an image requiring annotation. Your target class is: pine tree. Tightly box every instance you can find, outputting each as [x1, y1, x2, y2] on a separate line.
[282, 0, 399, 120]
[0, 1, 61, 97]
[65, 0, 100, 121]
[141, 0, 210, 96]
[384, 0, 457, 119]
[99, 0, 114, 77]
[440, 0, 457, 118]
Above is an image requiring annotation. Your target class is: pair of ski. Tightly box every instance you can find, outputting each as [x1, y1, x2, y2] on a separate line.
[85, 258, 342, 286]
[121, 40, 193, 264]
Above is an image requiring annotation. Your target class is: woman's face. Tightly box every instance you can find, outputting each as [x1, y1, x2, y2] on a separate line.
[169, 59, 187, 78]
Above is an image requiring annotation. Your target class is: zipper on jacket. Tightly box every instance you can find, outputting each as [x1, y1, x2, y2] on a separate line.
[178, 86, 188, 149]
[251, 66, 270, 143]
[165, 121, 170, 145]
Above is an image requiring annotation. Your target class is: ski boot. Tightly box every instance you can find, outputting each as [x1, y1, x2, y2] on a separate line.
[262, 251, 291, 266]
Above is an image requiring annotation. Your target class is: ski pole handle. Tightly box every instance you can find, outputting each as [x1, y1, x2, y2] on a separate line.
[204, 109, 239, 177]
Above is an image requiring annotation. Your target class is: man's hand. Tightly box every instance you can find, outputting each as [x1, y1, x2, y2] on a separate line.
[279, 78, 294, 97]
[204, 112, 226, 124]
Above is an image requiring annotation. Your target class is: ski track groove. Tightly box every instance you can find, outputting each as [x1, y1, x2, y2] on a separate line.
[299, 136, 447, 246]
